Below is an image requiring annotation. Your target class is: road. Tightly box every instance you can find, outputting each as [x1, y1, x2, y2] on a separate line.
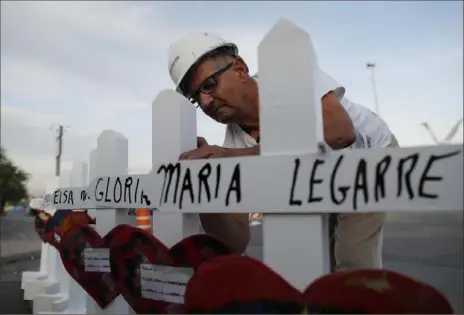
[0, 211, 462, 313]
[383, 212, 463, 313]
[0, 211, 42, 314]
[0, 210, 42, 262]
[246, 212, 463, 313]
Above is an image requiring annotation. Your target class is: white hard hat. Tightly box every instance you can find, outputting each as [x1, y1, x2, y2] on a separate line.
[168, 32, 238, 97]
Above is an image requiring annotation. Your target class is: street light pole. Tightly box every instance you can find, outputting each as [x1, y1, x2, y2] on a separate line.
[366, 62, 380, 116]
[55, 125, 63, 176]
[50, 124, 69, 176]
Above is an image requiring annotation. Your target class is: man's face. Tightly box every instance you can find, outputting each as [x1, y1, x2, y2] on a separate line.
[185, 57, 249, 124]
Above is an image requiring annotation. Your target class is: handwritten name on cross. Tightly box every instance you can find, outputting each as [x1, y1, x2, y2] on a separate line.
[52, 19, 463, 215]
[53, 144, 463, 213]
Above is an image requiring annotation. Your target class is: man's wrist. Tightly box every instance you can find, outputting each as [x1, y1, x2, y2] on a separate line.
[222, 145, 259, 158]
[226, 145, 260, 157]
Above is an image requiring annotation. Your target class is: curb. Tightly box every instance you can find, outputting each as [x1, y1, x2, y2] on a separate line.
[0, 250, 41, 266]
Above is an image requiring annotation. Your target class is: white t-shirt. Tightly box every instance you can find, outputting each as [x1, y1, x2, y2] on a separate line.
[223, 69, 394, 150]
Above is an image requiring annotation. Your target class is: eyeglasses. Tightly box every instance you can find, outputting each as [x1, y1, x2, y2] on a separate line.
[189, 62, 234, 107]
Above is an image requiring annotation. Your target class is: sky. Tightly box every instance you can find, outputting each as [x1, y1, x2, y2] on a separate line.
[1, 1, 463, 197]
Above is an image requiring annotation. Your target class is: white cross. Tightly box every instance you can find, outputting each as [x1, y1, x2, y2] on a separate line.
[50, 19, 463, 313]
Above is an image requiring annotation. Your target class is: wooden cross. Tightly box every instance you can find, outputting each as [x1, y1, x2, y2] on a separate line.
[52, 19, 463, 313]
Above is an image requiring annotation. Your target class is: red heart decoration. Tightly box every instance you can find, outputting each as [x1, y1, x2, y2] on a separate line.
[57, 224, 125, 309]
[33, 210, 96, 248]
[109, 225, 235, 314]
[303, 268, 454, 314]
[185, 255, 454, 314]
[185, 254, 304, 313]
[56, 211, 96, 237]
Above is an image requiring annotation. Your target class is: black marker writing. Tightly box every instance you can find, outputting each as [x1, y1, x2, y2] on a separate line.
[80, 190, 91, 201]
[113, 177, 122, 203]
[374, 155, 391, 202]
[54, 190, 74, 205]
[157, 163, 181, 205]
[289, 158, 302, 206]
[226, 164, 241, 206]
[198, 163, 211, 203]
[179, 168, 194, 209]
[308, 159, 325, 203]
[418, 150, 461, 199]
[396, 153, 419, 199]
[157, 162, 242, 209]
[289, 149, 461, 210]
[215, 164, 221, 199]
[94, 177, 151, 206]
[352, 159, 368, 210]
[330, 155, 349, 205]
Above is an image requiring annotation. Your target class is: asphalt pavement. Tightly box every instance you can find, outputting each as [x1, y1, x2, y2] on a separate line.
[0, 211, 42, 314]
[246, 212, 463, 313]
[0, 210, 462, 313]
[0, 211, 42, 262]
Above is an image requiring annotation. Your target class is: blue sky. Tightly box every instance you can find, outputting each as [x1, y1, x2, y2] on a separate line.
[1, 1, 462, 195]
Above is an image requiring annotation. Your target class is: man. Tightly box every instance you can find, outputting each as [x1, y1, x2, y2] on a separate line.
[167, 32, 399, 269]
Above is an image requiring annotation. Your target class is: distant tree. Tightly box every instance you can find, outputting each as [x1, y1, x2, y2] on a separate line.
[0, 147, 29, 214]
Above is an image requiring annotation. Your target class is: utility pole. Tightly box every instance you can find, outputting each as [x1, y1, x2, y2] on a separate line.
[366, 62, 380, 116]
[55, 125, 63, 176]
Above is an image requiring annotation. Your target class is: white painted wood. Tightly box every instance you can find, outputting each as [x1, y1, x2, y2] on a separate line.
[30, 177, 62, 313]
[65, 161, 89, 313]
[43, 176, 62, 285]
[151, 90, 200, 247]
[83, 149, 98, 314]
[258, 18, 331, 290]
[54, 145, 463, 213]
[36, 17, 464, 314]
[85, 130, 133, 315]
[36, 170, 88, 315]
[85, 149, 98, 243]
[56, 171, 72, 284]
[71, 161, 89, 192]
[48, 172, 72, 303]
[22, 181, 57, 297]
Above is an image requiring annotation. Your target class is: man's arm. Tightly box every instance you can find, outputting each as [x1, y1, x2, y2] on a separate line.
[199, 213, 250, 254]
[321, 91, 356, 149]
[198, 112, 356, 253]
[183, 90, 356, 252]
[199, 146, 256, 253]
[178, 144, 256, 254]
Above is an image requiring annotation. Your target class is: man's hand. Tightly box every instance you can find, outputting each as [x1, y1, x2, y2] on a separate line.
[179, 137, 259, 160]
[179, 137, 230, 160]
[181, 136, 252, 254]
[179, 144, 231, 160]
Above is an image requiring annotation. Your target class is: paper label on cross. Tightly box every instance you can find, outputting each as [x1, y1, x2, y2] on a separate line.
[83, 248, 110, 273]
[140, 264, 193, 304]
